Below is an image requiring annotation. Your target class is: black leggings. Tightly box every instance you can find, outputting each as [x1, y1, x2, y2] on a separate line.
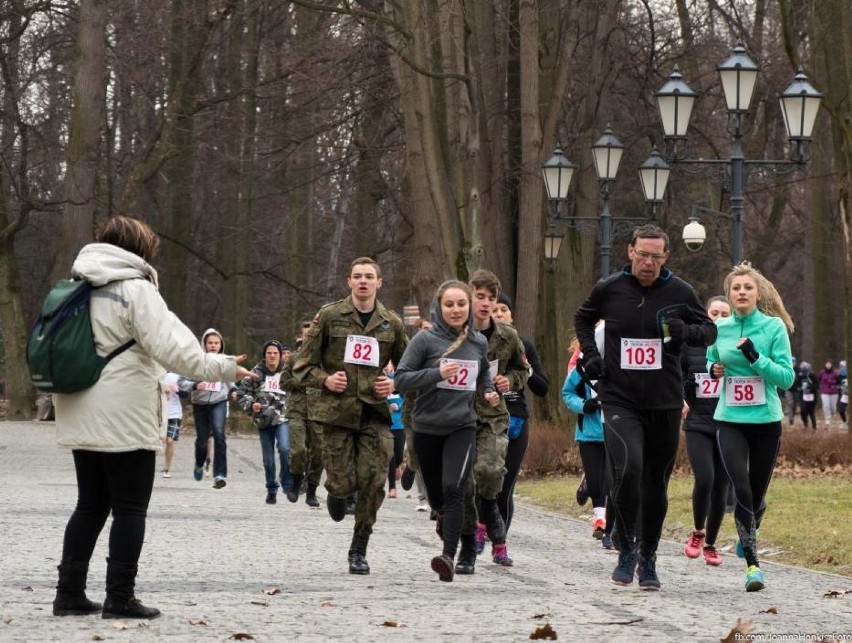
[684, 429, 728, 545]
[603, 404, 681, 557]
[62, 449, 155, 564]
[387, 430, 406, 489]
[800, 400, 817, 428]
[578, 441, 608, 508]
[414, 427, 476, 559]
[716, 421, 781, 568]
[496, 419, 529, 534]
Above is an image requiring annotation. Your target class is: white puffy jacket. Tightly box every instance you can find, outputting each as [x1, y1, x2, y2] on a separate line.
[55, 243, 237, 452]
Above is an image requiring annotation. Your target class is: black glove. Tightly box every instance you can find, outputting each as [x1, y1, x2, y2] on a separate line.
[666, 317, 686, 343]
[582, 398, 601, 414]
[582, 355, 605, 380]
[738, 338, 760, 364]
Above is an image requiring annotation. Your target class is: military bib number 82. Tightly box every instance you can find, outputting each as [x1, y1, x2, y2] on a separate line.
[344, 335, 380, 368]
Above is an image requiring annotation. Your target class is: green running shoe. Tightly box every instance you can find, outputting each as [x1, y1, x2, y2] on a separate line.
[745, 565, 765, 592]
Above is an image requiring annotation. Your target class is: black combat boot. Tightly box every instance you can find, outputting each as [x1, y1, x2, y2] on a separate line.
[347, 533, 370, 575]
[286, 474, 304, 503]
[454, 535, 477, 575]
[305, 484, 320, 508]
[345, 494, 357, 515]
[326, 495, 348, 522]
[101, 558, 160, 619]
[53, 560, 102, 616]
[480, 497, 506, 544]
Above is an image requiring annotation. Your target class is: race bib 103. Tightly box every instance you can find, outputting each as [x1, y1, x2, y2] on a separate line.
[620, 338, 662, 370]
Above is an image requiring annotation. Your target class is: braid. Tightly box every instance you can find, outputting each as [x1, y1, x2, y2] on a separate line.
[441, 325, 469, 359]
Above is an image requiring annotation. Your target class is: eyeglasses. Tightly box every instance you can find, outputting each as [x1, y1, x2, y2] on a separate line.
[633, 250, 667, 263]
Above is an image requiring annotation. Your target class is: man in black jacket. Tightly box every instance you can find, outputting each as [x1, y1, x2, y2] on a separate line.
[574, 224, 717, 590]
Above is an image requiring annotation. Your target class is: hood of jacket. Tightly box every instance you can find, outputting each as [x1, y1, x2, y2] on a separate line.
[71, 243, 159, 289]
[427, 295, 486, 350]
[202, 328, 225, 353]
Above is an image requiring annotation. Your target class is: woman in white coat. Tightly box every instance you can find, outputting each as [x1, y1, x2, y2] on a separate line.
[52, 216, 254, 619]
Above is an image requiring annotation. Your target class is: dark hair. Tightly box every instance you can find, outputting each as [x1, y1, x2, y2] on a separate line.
[469, 268, 501, 297]
[630, 224, 669, 251]
[349, 256, 381, 278]
[97, 216, 160, 262]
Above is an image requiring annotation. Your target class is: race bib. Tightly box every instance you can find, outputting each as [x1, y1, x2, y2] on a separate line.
[620, 338, 662, 370]
[202, 381, 221, 392]
[262, 373, 282, 393]
[841, 394, 848, 404]
[725, 376, 766, 407]
[437, 359, 479, 391]
[802, 392, 815, 402]
[695, 373, 721, 398]
[489, 359, 499, 380]
[343, 335, 380, 367]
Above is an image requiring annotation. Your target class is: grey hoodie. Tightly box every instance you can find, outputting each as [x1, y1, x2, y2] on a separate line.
[178, 328, 236, 405]
[395, 297, 494, 435]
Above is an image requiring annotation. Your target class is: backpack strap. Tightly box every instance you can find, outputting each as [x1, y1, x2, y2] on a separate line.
[92, 279, 138, 363]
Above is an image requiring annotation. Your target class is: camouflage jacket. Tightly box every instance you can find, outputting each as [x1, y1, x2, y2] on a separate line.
[292, 296, 408, 429]
[280, 354, 306, 423]
[476, 319, 530, 424]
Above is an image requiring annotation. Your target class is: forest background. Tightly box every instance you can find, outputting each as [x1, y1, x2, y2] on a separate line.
[1, 0, 850, 422]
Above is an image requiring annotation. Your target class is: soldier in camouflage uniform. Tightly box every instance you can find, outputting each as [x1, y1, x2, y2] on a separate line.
[464, 269, 530, 566]
[292, 257, 408, 575]
[281, 334, 324, 508]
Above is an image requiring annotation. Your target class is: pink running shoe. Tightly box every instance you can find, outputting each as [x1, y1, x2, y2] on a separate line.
[474, 522, 487, 555]
[683, 530, 705, 559]
[592, 518, 606, 540]
[492, 543, 513, 567]
[703, 545, 722, 566]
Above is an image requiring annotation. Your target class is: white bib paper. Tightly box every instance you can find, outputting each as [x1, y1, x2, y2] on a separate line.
[437, 359, 479, 391]
[619, 338, 662, 370]
[695, 373, 721, 399]
[802, 392, 815, 402]
[343, 335, 380, 368]
[203, 381, 221, 392]
[488, 359, 499, 380]
[263, 373, 282, 393]
[725, 376, 766, 407]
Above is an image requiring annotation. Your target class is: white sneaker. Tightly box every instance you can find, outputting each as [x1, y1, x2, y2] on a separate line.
[162, 470, 171, 479]
[416, 502, 429, 512]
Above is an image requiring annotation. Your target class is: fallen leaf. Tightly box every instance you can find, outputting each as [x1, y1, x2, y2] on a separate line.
[759, 607, 778, 614]
[380, 620, 406, 628]
[113, 621, 130, 630]
[92, 636, 104, 641]
[720, 618, 754, 643]
[189, 619, 208, 626]
[589, 618, 643, 625]
[230, 634, 255, 640]
[3, 618, 13, 625]
[320, 601, 335, 607]
[824, 589, 852, 598]
[532, 613, 551, 619]
[250, 600, 269, 607]
[137, 621, 150, 628]
[262, 587, 282, 595]
[21, 587, 33, 592]
[529, 623, 557, 640]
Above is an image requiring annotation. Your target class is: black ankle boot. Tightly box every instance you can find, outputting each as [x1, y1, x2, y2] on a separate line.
[347, 533, 370, 575]
[327, 495, 347, 522]
[102, 558, 160, 620]
[480, 498, 506, 543]
[305, 484, 320, 508]
[53, 560, 102, 616]
[454, 535, 477, 575]
[287, 474, 304, 503]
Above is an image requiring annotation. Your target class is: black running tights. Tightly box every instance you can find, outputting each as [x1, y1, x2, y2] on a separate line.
[496, 419, 529, 534]
[684, 430, 728, 545]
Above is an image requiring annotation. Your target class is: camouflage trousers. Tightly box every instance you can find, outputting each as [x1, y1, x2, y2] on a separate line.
[289, 418, 324, 488]
[322, 423, 394, 538]
[461, 419, 509, 534]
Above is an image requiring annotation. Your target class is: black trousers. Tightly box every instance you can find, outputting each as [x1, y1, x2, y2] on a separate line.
[684, 429, 728, 545]
[603, 404, 681, 557]
[497, 419, 530, 534]
[61, 449, 155, 564]
[414, 427, 476, 559]
[578, 440, 609, 508]
[387, 430, 406, 489]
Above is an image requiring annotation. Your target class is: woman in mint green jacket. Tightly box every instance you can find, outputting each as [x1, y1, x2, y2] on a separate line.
[706, 263, 795, 593]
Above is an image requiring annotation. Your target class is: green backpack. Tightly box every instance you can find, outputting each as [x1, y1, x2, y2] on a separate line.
[27, 279, 136, 394]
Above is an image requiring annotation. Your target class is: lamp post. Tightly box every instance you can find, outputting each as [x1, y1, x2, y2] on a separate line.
[656, 44, 823, 264]
[541, 128, 669, 279]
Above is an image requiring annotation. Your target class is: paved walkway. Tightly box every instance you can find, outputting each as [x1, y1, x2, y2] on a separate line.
[0, 420, 850, 642]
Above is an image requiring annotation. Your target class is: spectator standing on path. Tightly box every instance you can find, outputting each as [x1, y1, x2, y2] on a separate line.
[491, 293, 549, 552]
[236, 340, 292, 504]
[838, 360, 848, 424]
[161, 372, 186, 478]
[466, 269, 530, 567]
[783, 357, 800, 426]
[817, 360, 841, 426]
[795, 362, 819, 429]
[707, 262, 795, 592]
[680, 296, 732, 568]
[52, 216, 254, 620]
[178, 329, 237, 489]
[292, 257, 408, 575]
[395, 281, 499, 582]
[574, 224, 717, 590]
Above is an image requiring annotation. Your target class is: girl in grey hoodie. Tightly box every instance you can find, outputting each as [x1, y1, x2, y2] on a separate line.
[395, 281, 499, 582]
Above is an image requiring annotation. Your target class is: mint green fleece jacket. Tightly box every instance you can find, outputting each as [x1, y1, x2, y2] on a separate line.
[706, 308, 794, 423]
